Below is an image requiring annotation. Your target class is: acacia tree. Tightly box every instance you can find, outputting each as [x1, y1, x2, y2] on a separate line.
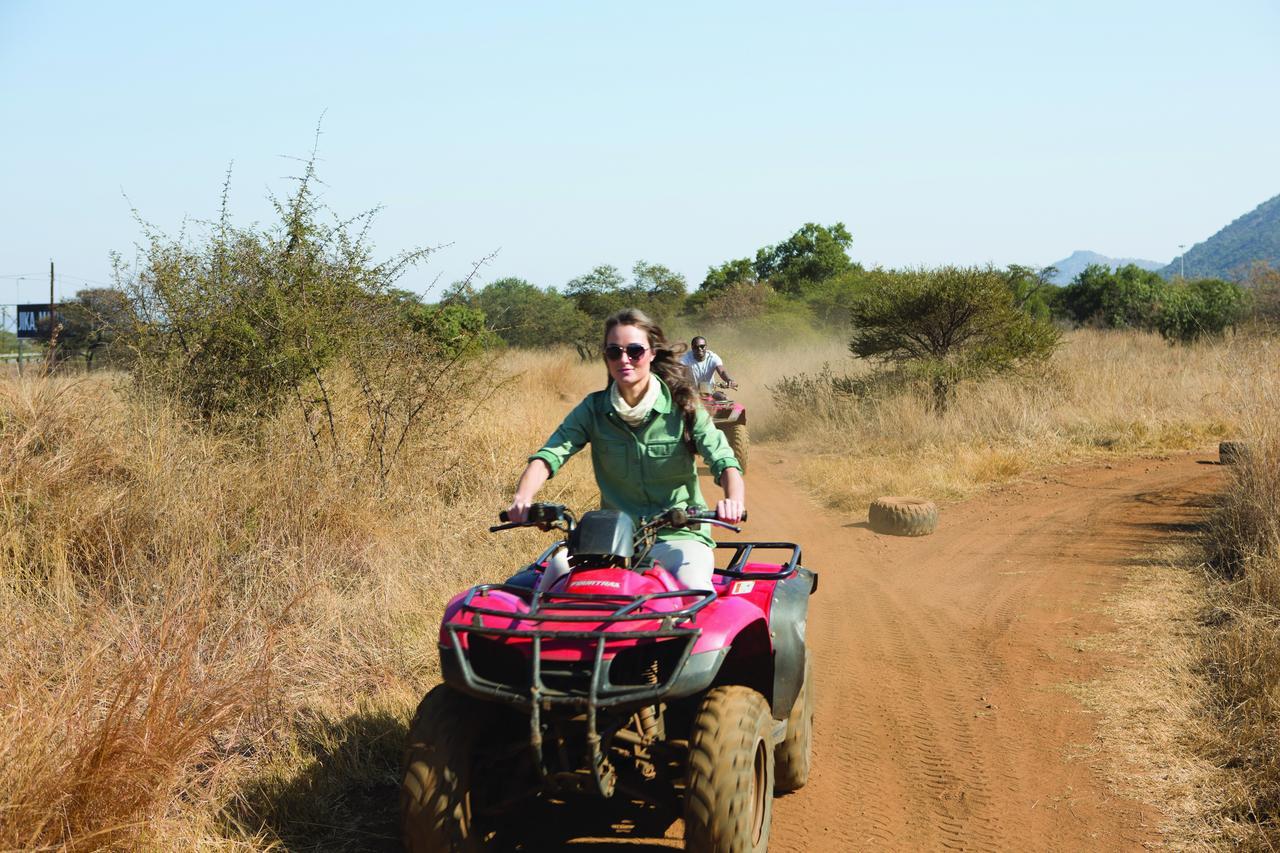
[631, 260, 687, 321]
[561, 261, 687, 357]
[118, 156, 487, 485]
[56, 287, 136, 369]
[473, 277, 591, 347]
[848, 266, 1061, 411]
[754, 222, 854, 295]
[700, 258, 757, 293]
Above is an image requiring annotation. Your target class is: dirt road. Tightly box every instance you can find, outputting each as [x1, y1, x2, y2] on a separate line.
[745, 448, 1222, 852]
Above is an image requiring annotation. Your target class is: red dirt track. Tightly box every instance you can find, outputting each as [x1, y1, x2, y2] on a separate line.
[747, 449, 1221, 852]
[547, 449, 1222, 850]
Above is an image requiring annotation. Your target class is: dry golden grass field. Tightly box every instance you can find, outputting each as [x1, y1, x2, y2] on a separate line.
[1, 327, 1276, 849]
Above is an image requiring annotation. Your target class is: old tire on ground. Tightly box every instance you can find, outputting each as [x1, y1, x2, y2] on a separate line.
[401, 684, 495, 853]
[868, 496, 938, 537]
[1219, 440, 1250, 464]
[774, 655, 813, 793]
[722, 422, 749, 473]
[684, 685, 774, 853]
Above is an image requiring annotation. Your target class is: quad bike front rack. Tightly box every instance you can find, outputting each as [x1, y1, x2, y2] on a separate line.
[442, 543, 809, 800]
[444, 584, 717, 798]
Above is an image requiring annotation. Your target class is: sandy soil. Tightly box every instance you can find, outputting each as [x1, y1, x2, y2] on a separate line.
[508, 448, 1224, 851]
[747, 448, 1223, 852]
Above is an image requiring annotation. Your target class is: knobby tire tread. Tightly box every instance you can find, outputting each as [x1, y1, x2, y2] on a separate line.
[684, 685, 774, 853]
[400, 685, 492, 853]
[724, 423, 749, 473]
[868, 496, 938, 537]
[774, 656, 813, 792]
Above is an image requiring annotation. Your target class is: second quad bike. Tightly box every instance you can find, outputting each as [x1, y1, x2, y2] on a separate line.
[401, 503, 818, 852]
[699, 382, 748, 472]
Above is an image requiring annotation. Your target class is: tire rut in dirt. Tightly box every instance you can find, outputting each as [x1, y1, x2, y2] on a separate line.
[684, 685, 774, 853]
[848, 580, 1004, 851]
[814, 571, 1003, 850]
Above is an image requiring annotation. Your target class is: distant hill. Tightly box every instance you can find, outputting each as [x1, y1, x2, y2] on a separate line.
[1163, 192, 1280, 280]
[1045, 250, 1164, 285]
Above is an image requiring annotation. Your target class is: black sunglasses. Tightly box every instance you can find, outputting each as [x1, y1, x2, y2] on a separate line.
[604, 343, 649, 361]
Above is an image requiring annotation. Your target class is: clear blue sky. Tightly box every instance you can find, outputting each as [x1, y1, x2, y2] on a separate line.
[3, 0, 1278, 313]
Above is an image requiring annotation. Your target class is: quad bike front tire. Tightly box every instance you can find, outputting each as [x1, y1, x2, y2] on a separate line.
[722, 422, 749, 473]
[868, 496, 938, 537]
[401, 684, 496, 853]
[684, 685, 774, 853]
[774, 655, 813, 793]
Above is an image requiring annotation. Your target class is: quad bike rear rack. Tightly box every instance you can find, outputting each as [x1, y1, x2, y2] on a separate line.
[715, 541, 806, 582]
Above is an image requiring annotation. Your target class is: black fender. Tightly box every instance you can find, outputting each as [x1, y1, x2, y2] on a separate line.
[769, 567, 817, 720]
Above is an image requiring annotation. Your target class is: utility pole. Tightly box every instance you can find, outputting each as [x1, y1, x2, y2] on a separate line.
[16, 276, 23, 376]
[47, 259, 56, 369]
[1178, 245, 1186, 279]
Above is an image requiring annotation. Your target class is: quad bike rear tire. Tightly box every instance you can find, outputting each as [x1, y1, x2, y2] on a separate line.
[868, 496, 938, 537]
[722, 423, 749, 473]
[774, 655, 813, 793]
[401, 684, 496, 853]
[684, 685, 774, 853]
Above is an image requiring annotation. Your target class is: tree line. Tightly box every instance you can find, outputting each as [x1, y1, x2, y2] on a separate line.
[37, 167, 1278, 424]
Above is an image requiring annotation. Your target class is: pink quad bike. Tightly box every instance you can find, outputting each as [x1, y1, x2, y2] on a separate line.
[698, 382, 748, 472]
[400, 503, 818, 852]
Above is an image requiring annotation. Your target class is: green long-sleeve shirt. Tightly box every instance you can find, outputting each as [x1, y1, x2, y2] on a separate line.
[529, 378, 742, 547]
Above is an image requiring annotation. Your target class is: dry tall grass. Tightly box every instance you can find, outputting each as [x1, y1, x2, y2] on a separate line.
[0, 352, 597, 849]
[0, 328, 1262, 848]
[752, 328, 1246, 512]
[1197, 336, 1280, 847]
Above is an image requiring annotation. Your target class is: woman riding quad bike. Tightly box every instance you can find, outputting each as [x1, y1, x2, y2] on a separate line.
[399, 309, 817, 851]
[400, 502, 817, 852]
[507, 308, 745, 591]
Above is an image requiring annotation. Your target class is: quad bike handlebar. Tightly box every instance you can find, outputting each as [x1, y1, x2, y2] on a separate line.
[646, 506, 746, 534]
[493, 503, 575, 532]
[493, 503, 746, 535]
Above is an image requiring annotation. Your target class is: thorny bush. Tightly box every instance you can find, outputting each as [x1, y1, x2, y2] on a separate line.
[115, 157, 489, 486]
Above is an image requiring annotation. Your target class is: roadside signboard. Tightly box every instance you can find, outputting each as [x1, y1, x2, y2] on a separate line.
[16, 304, 59, 340]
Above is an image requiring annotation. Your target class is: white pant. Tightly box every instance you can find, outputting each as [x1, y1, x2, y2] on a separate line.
[537, 540, 716, 592]
[648, 540, 715, 590]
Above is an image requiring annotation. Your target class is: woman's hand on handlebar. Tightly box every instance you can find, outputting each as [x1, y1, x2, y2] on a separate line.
[507, 460, 552, 525]
[716, 498, 745, 523]
[505, 498, 533, 524]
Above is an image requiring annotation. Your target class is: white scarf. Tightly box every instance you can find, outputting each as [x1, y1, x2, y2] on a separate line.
[610, 377, 660, 426]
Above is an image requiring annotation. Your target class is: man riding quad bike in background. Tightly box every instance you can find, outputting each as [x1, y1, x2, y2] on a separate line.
[400, 503, 818, 852]
[682, 337, 748, 473]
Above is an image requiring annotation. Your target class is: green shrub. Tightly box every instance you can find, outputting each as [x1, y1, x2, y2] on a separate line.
[848, 266, 1061, 410]
[1156, 278, 1246, 342]
[472, 278, 591, 348]
[116, 157, 485, 484]
[1058, 263, 1166, 329]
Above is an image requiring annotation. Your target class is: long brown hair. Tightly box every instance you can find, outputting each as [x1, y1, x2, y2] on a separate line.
[603, 308, 699, 453]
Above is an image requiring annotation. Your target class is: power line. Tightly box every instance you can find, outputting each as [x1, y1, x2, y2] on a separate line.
[57, 272, 116, 287]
